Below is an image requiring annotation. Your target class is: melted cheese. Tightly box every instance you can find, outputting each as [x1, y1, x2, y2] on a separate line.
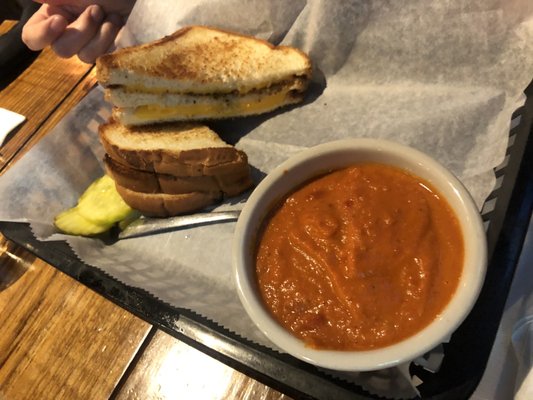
[133, 90, 291, 121]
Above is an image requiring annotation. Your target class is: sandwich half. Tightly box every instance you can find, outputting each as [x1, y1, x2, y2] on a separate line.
[96, 25, 312, 126]
[99, 120, 253, 217]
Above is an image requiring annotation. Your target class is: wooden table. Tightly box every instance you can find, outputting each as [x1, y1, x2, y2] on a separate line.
[0, 20, 289, 400]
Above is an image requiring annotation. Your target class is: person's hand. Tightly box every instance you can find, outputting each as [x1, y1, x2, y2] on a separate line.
[22, 0, 135, 63]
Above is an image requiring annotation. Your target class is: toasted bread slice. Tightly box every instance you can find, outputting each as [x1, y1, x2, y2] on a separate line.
[99, 120, 250, 176]
[96, 25, 312, 95]
[104, 155, 253, 196]
[115, 183, 222, 217]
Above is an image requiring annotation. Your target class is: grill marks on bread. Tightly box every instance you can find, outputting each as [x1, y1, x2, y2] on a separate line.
[96, 25, 312, 95]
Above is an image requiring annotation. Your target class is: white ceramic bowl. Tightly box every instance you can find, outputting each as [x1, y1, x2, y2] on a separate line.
[233, 138, 487, 371]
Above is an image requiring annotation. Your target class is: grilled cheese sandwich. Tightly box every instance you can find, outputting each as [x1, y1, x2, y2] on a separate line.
[96, 25, 312, 126]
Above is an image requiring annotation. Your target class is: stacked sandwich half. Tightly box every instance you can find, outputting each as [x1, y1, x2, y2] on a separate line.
[99, 120, 253, 216]
[95, 25, 312, 217]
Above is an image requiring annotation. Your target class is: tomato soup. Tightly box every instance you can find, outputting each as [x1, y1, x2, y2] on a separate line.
[255, 163, 464, 351]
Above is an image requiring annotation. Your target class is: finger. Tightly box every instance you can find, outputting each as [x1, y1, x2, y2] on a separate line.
[78, 14, 123, 64]
[51, 4, 105, 58]
[22, 9, 68, 50]
[35, 0, 134, 16]
[29, 3, 77, 22]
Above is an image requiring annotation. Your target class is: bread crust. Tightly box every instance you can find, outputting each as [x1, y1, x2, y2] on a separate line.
[99, 120, 250, 176]
[115, 183, 223, 217]
[103, 143, 250, 176]
[105, 155, 253, 195]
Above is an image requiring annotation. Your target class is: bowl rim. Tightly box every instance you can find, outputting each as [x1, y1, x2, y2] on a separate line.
[232, 138, 488, 371]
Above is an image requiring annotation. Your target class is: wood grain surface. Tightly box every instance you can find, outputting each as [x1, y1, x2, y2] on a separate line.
[0, 253, 152, 400]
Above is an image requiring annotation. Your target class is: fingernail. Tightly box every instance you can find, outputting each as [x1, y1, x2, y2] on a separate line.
[89, 5, 104, 23]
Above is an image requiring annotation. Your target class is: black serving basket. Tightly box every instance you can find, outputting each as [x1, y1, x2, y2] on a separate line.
[1, 82, 532, 399]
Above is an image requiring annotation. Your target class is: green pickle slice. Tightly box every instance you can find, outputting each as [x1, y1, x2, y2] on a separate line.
[54, 207, 112, 236]
[77, 175, 133, 225]
[54, 175, 134, 236]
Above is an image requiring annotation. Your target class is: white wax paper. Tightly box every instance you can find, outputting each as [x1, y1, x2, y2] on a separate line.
[1, 0, 533, 397]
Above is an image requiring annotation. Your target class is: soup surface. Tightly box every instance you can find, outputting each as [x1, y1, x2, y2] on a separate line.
[255, 163, 464, 350]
